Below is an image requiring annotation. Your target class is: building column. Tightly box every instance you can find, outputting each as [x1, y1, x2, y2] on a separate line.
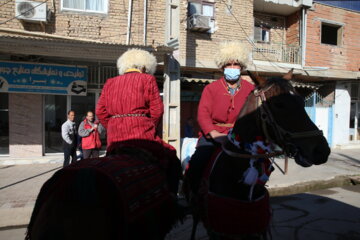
[163, 54, 181, 157]
[333, 82, 350, 146]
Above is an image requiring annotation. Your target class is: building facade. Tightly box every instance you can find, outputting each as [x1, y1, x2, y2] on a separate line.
[304, 1, 360, 147]
[178, 0, 360, 149]
[1, 0, 359, 160]
[0, 0, 178, 158]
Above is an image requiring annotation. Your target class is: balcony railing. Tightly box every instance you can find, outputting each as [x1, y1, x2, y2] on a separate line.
[252, 43, 301, 64]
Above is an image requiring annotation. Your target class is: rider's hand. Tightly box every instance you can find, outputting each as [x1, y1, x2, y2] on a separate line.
[209, 130, 227, 144]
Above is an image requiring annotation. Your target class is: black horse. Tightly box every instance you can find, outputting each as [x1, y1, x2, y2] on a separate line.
[25, 141, 183, 240]
[185, 70, 331, 240]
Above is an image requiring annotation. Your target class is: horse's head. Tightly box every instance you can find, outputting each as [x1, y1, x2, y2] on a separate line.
[233, 69, 330, 167]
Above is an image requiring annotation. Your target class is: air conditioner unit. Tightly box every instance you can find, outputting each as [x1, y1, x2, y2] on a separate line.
[15, 0, 49, 22]
[188, 14, 211, 32]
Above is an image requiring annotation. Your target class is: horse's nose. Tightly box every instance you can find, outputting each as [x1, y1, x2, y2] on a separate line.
[312, 136, 330, 165]
[294, 152, 313, 167]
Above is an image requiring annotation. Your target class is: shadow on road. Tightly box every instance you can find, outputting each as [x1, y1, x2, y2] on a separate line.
[0, 167, 61, 190]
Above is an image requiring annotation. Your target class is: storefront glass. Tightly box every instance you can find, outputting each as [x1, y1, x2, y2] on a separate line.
[71, 93, 106, 149]
[44, 95, 67, 153]
[71, 93, 96, 123]
[45, 93, 100, 153]
[0, 93, 9, 155]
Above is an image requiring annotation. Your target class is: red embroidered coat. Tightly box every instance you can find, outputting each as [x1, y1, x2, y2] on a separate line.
[198, 77, 254, 137]
[96, 72, 168, 152]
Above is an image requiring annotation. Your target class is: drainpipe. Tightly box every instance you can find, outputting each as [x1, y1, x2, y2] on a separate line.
[143, 0, 147, 45]
[301, 7, 307, 67]
[126, 0, 133, 45]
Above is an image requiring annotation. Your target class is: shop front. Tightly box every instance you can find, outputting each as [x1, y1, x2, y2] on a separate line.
[0, 61, 90, 157]
[44, 92, 99, 153]
[0, 36, 177, 159]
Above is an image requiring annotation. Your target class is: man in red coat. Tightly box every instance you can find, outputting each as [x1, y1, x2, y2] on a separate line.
[186, 41, 255, 194]
[96, 49, 181, 194]
[78, 111, 104, 159]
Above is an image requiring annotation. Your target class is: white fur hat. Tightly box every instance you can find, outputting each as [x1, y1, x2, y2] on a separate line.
[117, 48, 157, 75]
[215, 41, 250, 69]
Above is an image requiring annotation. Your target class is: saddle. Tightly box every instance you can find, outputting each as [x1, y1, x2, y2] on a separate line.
[197, 147, 272, 237]
[68, 152, 175, 222]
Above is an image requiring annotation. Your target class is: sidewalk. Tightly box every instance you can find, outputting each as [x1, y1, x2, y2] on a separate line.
[0, 149, 359, 228]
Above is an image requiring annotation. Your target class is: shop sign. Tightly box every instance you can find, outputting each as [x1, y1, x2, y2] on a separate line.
[0, 61, 87, 95]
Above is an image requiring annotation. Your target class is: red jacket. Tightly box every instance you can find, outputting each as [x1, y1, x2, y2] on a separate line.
[198, 77, 254, 137]
[96, 72, 171, 153]
[81, 119, 102, 150]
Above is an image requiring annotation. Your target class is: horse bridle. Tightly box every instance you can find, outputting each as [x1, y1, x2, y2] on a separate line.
[254, 86, 324, 158]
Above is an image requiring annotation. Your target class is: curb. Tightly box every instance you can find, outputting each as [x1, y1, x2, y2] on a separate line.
[268, 175, 359, 196]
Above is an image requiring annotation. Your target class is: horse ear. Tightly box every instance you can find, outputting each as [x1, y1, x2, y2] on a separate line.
[283, 68, 294, 80]
[247, 71, 266, 87]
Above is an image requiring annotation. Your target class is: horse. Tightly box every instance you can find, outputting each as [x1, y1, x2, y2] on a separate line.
[184, 69, 331, 240]
[25, 140, 183, 240]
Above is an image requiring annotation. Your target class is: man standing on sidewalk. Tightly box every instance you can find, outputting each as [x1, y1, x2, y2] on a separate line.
[61, 110, 77, 167]
[78, 111, 104, 159]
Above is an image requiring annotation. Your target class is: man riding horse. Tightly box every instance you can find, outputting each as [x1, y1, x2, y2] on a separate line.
[26, 50, 185, 240]
[185, 41, 254, 195]
[184, 42, 330, 239]
[96, 49, 182, 195]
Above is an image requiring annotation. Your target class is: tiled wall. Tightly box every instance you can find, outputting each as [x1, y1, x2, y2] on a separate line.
[9, 94, 43, 157]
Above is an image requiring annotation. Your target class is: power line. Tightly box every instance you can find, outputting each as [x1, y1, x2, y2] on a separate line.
[217, 0, 289, 72]
[0, 0, 13, 8]
[0, 0, 49, 25]
[226, 0, 322, 69]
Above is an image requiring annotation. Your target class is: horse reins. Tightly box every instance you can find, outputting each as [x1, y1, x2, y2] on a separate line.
[221, 145, 283, 159]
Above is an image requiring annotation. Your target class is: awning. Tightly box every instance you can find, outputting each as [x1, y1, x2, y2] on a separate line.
[290, 81, 322, 90]
[181, 77, 215, 84]
[0, 32, 172, 63]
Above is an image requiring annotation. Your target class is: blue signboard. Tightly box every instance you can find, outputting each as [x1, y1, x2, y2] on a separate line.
[0, 61, 88, 95]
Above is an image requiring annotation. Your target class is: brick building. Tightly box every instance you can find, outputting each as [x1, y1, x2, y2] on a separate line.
[1, 0, 358, 160]
[178, 0, 360, 149]
[302, 1, 360, 147]
[0, 0, 178, 158]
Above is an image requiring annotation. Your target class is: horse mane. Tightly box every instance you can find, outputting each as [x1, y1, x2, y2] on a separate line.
[262, 77, 296, 99]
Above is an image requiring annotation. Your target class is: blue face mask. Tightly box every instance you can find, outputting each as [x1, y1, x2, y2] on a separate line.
[224, 68, 241, 81]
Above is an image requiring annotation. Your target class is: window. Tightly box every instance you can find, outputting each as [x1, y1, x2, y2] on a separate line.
[321, 22, 342, 46]
[62, 0, 108, 14]
[188, 1, 215, 33]
[254, 25, 270, 43]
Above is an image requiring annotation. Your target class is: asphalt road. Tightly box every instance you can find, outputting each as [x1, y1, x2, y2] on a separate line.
[1, 185, 360, 240]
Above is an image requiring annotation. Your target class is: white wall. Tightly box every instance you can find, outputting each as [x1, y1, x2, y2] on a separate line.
[315, 107, 329, 141]
[332, 82, 351, 146]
